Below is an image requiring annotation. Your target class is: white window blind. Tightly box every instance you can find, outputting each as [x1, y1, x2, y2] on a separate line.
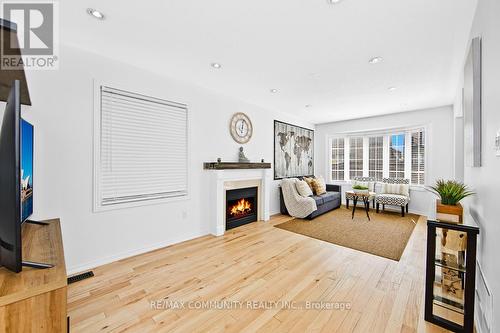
[349, 137, 363, 179]
[331, 138, 344, 181]
[411, 130, 425, 185]
[97, 86, 188, 208]
[368, 136, 383, 180]
[389, 134, 405, 179]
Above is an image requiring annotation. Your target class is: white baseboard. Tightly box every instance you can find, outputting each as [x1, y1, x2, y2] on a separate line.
[67, 231, 208, 276]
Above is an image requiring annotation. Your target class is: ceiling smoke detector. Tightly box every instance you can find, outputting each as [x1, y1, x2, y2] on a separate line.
[270, 89, 278, 93]
[87, 8, 105, 20]
[368, 56, 383, 64]
[211, 62, 222, 69]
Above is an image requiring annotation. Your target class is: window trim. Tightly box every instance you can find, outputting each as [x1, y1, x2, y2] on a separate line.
[92, 79, 191, 212]
[326, 125, 428, 186]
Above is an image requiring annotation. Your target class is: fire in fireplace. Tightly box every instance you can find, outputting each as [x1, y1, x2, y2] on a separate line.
[229, 198, 253, 218]
[226, 187, 258, 230]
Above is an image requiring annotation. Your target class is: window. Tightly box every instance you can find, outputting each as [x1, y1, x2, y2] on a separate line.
[389, 134, 405, 179]
[95, 86, 188, 209]
[368, 136, 383, 180]
[331, 138, 344, 181]
[411, 130, 425, 185]
[329, 127, 425, 184]
[349, 137, 363, 179]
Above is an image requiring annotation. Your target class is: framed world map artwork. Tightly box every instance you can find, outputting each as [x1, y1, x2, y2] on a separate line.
[274, 120, 314, 180]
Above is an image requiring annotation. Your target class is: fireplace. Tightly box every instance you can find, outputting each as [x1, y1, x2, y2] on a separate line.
[226, 186, 258, 230]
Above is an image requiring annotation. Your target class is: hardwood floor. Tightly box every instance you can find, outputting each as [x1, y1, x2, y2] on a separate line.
[68, 212, 450, 332]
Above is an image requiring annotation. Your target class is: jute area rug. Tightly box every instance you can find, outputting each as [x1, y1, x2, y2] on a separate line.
[275, 207, 419, 261]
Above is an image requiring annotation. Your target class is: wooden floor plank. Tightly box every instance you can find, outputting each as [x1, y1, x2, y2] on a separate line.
[68, 212, 450, 333]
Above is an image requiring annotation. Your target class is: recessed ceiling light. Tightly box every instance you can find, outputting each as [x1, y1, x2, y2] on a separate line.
[270, 89, 278, 93]
[388, 87, 397, 91]
[210, 62, 222, 69]
[305, 104, 312, 108]
[368, 56, 383, 64]
[327, 0, 343, 4]
[87, 8, 105, 20]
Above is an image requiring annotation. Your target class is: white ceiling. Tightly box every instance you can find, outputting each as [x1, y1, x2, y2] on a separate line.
[61, 0, 477, 124]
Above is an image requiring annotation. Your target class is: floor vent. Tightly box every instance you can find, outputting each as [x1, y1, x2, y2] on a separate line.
[67, 271, 94, 284]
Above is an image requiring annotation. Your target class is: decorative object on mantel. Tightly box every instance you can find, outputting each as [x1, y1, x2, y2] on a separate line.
[229, 112, 253, 144]
[428, 179, 475, 223]
[217, 158, 222, 163]
[203, 162, 271, 170]
[274, 120, 314, 180]
[261, 159, 264, 163]
[238, 146, 250, 163]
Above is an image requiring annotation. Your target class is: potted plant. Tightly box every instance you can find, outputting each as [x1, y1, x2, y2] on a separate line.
[352, 184, 369, 194]
[429, 179, 474, 223]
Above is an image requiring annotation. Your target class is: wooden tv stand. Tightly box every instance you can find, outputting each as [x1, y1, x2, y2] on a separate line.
[0, 219, 67, 332]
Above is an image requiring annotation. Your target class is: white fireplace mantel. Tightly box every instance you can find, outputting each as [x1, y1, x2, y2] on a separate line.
[207, 169, 271, 236]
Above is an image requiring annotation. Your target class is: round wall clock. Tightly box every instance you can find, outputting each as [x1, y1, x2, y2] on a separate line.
[229, 112, 253, 144]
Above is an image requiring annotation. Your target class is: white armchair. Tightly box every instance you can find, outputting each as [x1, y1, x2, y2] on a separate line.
[375, 178, 410, 217]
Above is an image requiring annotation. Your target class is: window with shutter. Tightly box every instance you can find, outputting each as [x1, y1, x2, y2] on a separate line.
[411, 130, 425, 185]
[389, 134, 405, 179]
[368, 136, 383, 180]
[94, 86, 188, 210]
[331, 138, 344, 181]
[349, 137, 363, 179]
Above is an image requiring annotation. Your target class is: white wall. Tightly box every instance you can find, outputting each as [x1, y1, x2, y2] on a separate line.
[315, 106, 455, 218]
[2, 44, 312, 274]
[456, 0, 500, 330]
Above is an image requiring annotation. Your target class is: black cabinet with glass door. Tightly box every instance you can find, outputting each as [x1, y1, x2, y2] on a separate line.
[425, 219, 479, 333]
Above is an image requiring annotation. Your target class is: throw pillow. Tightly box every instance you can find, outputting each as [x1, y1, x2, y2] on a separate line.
[303, 177, 315, 191]
[295, 180, 313, 197]
[312, 176, 327, 195]
[400, 184, 410, 197]
[382, 183, 410, 196]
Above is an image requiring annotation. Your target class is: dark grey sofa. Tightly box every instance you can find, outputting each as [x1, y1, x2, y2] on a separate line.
[279, 183, 342, 219]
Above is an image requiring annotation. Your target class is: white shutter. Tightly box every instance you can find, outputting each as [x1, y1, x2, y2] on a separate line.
[330, 138, 345, 181]
[411, 129, 425, 185]
[349, 137, 363, 179]
[97, 86, 188, 208]
[368, 136, 383, 180]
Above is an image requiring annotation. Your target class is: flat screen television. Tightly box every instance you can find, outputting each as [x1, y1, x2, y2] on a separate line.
[0, 80, 22, 272]
[0, 80, 40, 272]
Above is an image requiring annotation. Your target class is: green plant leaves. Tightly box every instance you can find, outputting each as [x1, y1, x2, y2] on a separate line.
[430, 179, 474, 205]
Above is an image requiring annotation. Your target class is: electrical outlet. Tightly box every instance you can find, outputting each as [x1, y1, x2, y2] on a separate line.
[495, 130, 500, 157]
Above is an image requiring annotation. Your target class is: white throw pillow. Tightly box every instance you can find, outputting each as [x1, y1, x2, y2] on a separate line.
[400, 184, 410, 197]
[382, 183, 410, 196]
[295, 180, 313, 197]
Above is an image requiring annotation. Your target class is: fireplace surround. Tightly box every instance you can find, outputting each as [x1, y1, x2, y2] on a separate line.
[206, 168, 271, 236]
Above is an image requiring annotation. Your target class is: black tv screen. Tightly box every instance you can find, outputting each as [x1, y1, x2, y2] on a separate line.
[21, 119, 33, 222]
